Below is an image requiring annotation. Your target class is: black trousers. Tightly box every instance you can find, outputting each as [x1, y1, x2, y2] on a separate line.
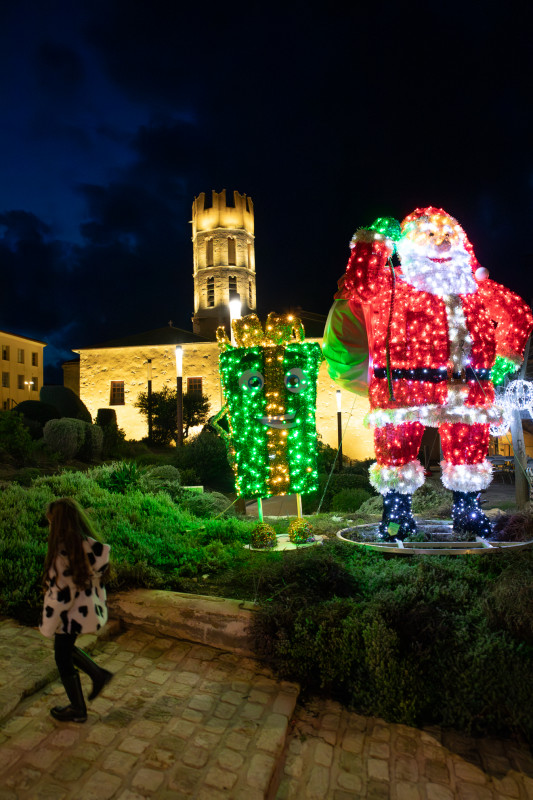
[54, 633, 78, 680]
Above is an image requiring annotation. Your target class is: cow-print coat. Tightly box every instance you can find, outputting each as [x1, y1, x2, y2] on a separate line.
[40, 537, 110, 638]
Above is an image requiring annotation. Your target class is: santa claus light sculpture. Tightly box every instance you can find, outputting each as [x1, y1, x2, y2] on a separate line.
[334, 208, 533, 540]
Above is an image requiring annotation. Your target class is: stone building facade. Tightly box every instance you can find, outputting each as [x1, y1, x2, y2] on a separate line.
[0, 329, 46, 410]
[73, 190, 374, 461]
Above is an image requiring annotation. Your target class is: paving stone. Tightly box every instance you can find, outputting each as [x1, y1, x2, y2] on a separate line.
[102, 750, 138, 776]
[336, 770, 363, 792]
[131, 766, 165, 792]
[118, 735, 150, 755]
[453, 759, 490, 785]
[203, 765, 238, 791]
[51, 756, 92, 781]
[370, 740, 390, 759]
[246, 752, 276, 791]
[396, 780, 423, 800]
[425, 758, 451, 784]
[255, 712, 288, 754]
[395, 756, 419, 782]
[426, 784, 455, 800]
[225, 731, 252, 752]
[77, 770, 122, 800]
[314, 740, 334, 767]
[306, 764, 331, 798]
[85, 722, 118, 746]
[456, 784, 494, 800]
[368, 757, 390, 781]
[182, 743, 209, 768]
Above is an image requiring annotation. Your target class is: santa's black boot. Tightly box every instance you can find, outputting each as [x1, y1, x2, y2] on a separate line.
[452, 491, 492, 539]
[378, 491, 418, 541]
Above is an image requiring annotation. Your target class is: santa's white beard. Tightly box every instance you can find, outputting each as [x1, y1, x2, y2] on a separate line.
[396, 246, 477, 296]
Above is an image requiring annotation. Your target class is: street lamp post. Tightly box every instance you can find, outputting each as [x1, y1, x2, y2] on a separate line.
[147, 359, 153, 445]
[336, 389, 343, 471]
[24, 380, 34, 395]
[175, 346, 183, 448]
[229, 292, 242, 347]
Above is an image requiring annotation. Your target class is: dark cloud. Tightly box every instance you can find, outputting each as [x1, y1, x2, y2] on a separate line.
[0, 0, 532, 385]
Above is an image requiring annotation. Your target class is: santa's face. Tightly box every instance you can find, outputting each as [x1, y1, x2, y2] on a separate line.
[396, 210, 477, 296]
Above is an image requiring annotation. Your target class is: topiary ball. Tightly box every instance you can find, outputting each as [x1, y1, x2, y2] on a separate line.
[251, 522, 277, 549]
[288, 518, 314, 545]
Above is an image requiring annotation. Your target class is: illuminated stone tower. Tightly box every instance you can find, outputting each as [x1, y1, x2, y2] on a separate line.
[191, 189, 256, 338]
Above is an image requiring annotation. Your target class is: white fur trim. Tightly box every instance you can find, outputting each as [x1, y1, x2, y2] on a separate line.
[369, 460, 425, 496]
[440, 460, 493, 491]
[366, 403, 502, 429]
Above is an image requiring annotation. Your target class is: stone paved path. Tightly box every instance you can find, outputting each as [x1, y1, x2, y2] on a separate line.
[1, 619, 532, 799]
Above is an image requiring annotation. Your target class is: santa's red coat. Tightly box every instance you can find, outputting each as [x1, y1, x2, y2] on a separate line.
[342, 238, 533, 415]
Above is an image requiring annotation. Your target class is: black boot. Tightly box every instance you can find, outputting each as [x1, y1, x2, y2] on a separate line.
[73, 647, 113, 701]
[378, 491, 417, 541]
[51, 671, 87, 723]
[452, 491, 492, 538]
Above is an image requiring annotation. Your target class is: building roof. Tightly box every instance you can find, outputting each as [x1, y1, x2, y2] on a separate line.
[76, 325, 213, 351]
[0, 328, 47, 346]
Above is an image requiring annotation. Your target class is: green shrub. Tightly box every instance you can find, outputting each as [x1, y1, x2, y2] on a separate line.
[43, 418, 86, 460]
[14, 400, 60, 439]
[95, 408, 126, 458]
[179, 467, 200, 486]
[303, 471, 374, 514]
[358, 494, 383, 514]
[140, 465, 181, 501]
[174, 431, 234, 492]
[0, 411, 33, 463]
[411, 482, 452, 516]
[40, 385, 92, 422]
[181, 490, 234, 518]
[93, 461, 144, 493]
[331, 488, 371, 512]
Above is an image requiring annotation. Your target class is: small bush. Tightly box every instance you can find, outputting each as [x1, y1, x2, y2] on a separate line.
[14, 400, 60, 439]
[179, 467, 200, 486]
[357, 494, 383, 514]
[288, 518, 314, 544]
[93, 461, 144, 493]
[43, 418, 86, 460]
[0, 411, 33, 463]
[174, 431, 234, 492]
[140, 465, 181, 501]
[251, 522, 277, 549]
[492, 512, 533, 542]
[96, 408, 125, 459]
[181, 490, 234, 518]
[331, 488, 371, 512]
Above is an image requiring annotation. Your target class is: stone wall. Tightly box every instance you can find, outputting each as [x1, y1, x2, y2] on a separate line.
[78, 339, 374, 460]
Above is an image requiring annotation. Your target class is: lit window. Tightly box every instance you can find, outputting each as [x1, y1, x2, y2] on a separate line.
[206, 238, 214, 267]
[110, 381, 125, 405]
[207, 276, 215, 308]
[229, 275, 237, 296]
[31, 352, 38, 366]
[227, 237, 236, 265]
[17, 349, 24, 364]
[2, 345, 9, 361]
[1, 372, 9, 388]
[187, 377, 203, 395]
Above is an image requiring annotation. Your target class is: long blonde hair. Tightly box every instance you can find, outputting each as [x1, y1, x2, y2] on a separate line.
[43, 497, 101, 590]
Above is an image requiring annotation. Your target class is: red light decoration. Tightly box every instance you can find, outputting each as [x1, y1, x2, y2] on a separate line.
[334, 207, 533, 539]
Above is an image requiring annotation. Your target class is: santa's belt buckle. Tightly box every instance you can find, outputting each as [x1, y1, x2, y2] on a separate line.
[449, 368, 468, 385]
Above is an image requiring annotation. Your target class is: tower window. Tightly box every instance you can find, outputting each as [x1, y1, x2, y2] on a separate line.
[206, 238, 214, 267]
[229, 276, 237, 297]
[17, 349, 25, 364]
[249, 280, 253, 307]
[227, 237, 236, 265]
[110, 381, 125, 405]
[207, 276, 215, 307]
[32, 352, 38, 366]
[247, 242, 252, 268]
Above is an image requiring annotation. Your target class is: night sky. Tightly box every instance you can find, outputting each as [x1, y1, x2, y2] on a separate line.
[1, 0, 532, 383]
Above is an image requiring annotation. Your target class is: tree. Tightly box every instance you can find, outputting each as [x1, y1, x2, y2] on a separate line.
[135, 387, 210, 445]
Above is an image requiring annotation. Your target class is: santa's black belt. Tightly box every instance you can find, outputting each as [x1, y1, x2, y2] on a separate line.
[373, 367, 491, 383]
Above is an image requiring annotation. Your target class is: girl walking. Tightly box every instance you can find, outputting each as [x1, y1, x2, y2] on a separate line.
[40, 497, 113, 722]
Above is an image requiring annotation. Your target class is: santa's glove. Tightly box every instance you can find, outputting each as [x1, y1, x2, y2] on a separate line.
[491, 355, 521, 386]
[349, 217, 401, 256]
